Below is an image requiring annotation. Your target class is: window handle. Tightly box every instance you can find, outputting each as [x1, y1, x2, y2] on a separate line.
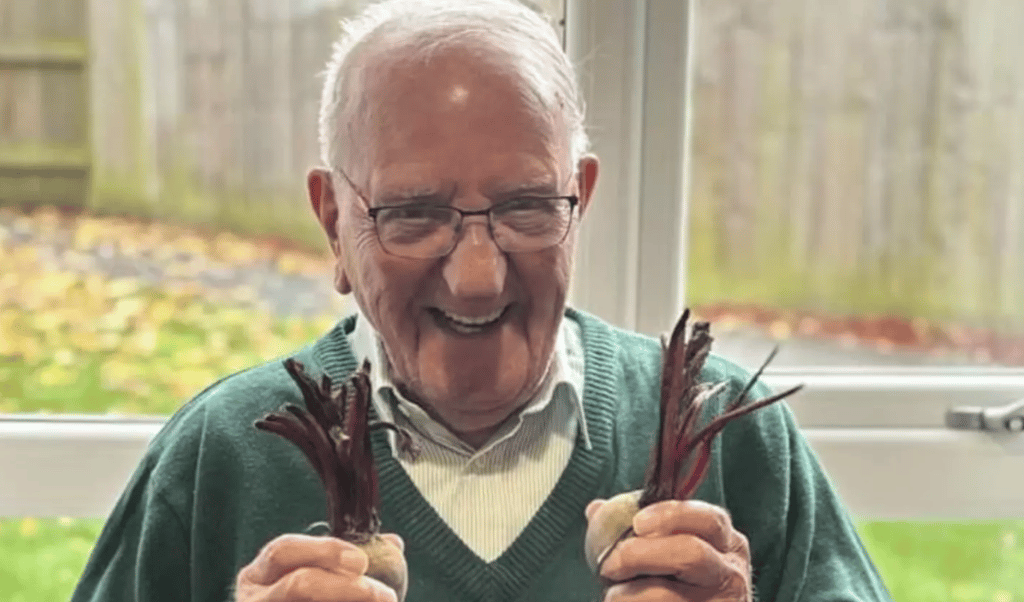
[946, 399, 1024, 433]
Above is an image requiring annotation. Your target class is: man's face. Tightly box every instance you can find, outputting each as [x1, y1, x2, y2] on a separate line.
[309, 48, 597, 445]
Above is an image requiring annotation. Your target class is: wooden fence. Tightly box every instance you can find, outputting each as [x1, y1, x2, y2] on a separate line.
[0, 0, 90, 208]
[687, 0, 1024, 329]
[133, 0, 365, 246]
[130, 0, 560, 248]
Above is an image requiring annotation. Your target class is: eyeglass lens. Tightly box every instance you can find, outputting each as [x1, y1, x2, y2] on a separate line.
[375, 198, 574, 258]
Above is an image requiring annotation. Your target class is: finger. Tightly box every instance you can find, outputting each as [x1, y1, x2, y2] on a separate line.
[263, 567, 398, 602]
[604, 575, 737, 602]
[633, 499, 739, 553]
[600, 533, 732, 589]
[380, 532, 405, 553]
[585, 499, 607, 522]
[243, 534, 369, 586]
[603, 576, 690, 602]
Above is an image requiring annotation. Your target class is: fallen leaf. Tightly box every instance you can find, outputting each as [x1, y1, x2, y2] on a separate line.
[36, 364, 77, 388]
[769, 320, 792, 340]
[214, 232, 261, 263]
[107, 278, 145, 299]
[73, 217, 106, 250]
[147, 297, 175, 327]
[54, 349, 75, 366]
[125, 328, 159, 358]
[19, 517, 38, 537]
[178, 235, 210, 257]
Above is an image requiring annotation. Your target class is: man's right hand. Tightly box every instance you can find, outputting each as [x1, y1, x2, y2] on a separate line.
[235, 533, 403, 602]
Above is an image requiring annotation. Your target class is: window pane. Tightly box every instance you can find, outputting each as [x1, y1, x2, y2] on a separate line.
[683, 1, 1024, 599]
[1, 0, 564, 418]
[686, 0, 1024, 369]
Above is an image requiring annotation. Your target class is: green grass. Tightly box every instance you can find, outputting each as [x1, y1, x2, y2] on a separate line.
[0, 518, 104, 602]
[0, 271, 339, 416]
[859, 521, 1024, 602]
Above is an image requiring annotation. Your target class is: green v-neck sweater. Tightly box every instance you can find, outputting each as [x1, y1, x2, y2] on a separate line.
[72, 309, 892, 602]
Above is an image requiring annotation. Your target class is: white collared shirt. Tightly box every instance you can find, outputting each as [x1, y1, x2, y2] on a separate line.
[348, 311, 589, 561]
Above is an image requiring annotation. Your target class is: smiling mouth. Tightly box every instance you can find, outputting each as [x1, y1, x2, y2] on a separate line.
[429, 306, 509, 335]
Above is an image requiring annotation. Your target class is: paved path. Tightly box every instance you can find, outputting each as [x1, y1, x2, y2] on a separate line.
[712, 326, 977, 370]
[0, 209, 342, 319]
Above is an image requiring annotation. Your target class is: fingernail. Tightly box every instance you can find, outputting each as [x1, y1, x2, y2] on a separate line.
[381, 533, 404, 552]
[340, 548, 365, 568]
[632, 508, 655, 534]
[600, 553, 619, 578]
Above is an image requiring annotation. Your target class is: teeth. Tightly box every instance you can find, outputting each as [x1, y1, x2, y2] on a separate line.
[441, 307, 505, 326]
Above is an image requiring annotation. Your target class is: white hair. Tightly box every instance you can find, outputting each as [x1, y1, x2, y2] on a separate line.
[317, 0, 590, 174]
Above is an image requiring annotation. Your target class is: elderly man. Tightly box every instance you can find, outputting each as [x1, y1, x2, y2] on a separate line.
[72, 1, 891, 601]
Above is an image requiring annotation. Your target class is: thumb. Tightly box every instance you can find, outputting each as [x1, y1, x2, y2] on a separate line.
[380, 532, 405, 553]
[585, 499, 606, 522]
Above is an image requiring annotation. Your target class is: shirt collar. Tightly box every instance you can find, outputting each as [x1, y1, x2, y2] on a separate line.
[348, 308, 590, 453]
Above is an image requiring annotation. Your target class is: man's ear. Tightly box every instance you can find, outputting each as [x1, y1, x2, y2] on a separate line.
[307, 168, 352, 294]
[575, 155, 599, 216]
[308, 169, 340, 254]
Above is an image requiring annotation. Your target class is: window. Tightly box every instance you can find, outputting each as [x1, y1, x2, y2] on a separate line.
[567, 0, 1024, 599]
[0, 1, 568, 600]
[4, 0, 1022, 600]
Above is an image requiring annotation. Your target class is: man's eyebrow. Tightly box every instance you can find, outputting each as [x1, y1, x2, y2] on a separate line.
[491, 181, 561, 197]
[376, 186, 454, 206]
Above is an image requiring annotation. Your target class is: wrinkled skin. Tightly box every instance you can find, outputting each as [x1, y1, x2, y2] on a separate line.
[309, 45, 598, 448]
[235, 533, 406, 602]
[585, 498, 753, 602]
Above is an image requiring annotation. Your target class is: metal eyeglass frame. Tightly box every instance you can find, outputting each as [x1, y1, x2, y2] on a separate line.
[334, 166, 580, 258]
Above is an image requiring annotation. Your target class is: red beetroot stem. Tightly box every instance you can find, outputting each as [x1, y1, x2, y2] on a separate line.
[254, 359, 418, 543]
[649, 310, 697, 504]
[640, 311, 804, 508]
[597, 311, 803, 580]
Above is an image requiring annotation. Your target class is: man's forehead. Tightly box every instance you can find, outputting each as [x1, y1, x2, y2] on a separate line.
[447, 83, 470, 106]
[340, 42, 570, 187]
[369, 155, 562, 193]
[363, 46, 534, 115]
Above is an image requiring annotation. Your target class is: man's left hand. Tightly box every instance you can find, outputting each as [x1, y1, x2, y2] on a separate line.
[585, 498, 752, 602]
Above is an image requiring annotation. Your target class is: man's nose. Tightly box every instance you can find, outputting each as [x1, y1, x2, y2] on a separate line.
[442, 218, 506, 298]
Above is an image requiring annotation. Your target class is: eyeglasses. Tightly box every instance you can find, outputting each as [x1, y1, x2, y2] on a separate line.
[336, 168, 579, 259]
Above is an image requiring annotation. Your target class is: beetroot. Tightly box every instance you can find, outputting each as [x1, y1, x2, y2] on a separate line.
[255, 359, 418, 601]
[584, 310, 803, 580]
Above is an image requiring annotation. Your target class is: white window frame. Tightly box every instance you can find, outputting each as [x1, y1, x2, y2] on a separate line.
[3, 0, 1024, 522]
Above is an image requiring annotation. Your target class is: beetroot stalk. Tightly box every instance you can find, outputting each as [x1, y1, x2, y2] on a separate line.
[254, 358, 418, 600]
[585, 310, 804, 581]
